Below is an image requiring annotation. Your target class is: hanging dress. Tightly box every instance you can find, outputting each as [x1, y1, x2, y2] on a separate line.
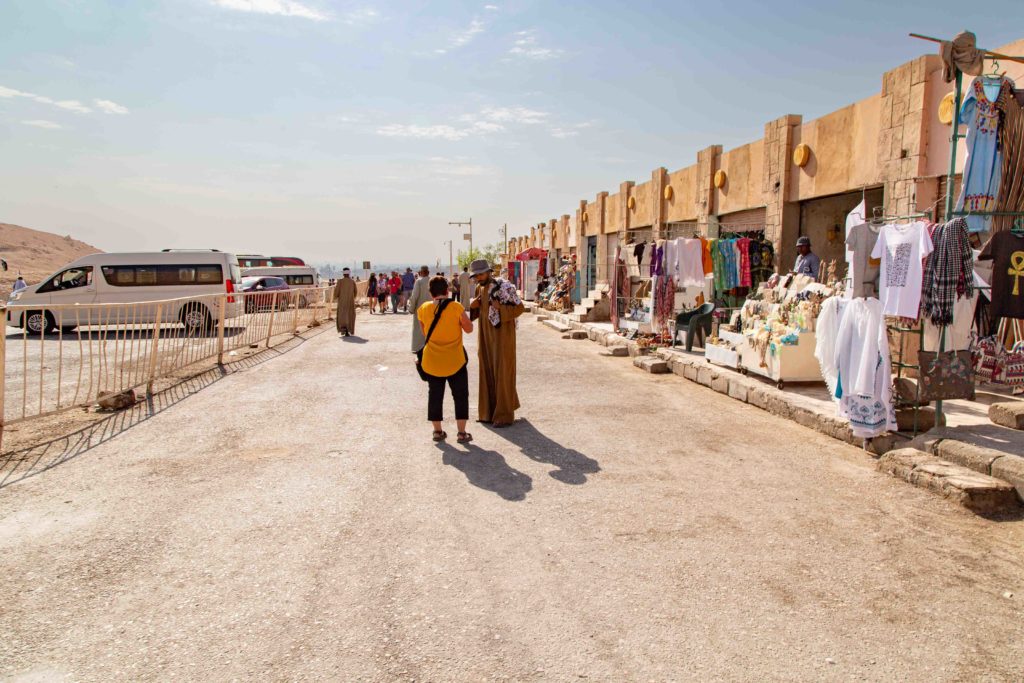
[956, 77, 1005, 233]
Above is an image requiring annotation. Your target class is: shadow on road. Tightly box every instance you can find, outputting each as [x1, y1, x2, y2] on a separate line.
[340, 335, 367, 344]
[436, 442, 532, 502]
[489, 419, 601, 484]
[0, 331, 319, 491]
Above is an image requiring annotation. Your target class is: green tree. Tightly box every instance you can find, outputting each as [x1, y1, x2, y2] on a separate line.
[456, 243, 501, 271]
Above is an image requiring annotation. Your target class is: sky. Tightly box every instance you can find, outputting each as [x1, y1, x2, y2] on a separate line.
[1, 1, 1023, 266]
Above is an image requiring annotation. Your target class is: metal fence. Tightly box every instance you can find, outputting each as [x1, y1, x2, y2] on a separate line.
[1, 286, 334, 441]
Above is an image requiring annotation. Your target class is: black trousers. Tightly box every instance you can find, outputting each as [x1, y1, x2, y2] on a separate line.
[427, 364, 469, 422]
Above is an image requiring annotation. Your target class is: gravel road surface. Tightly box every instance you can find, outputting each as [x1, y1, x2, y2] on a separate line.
[1, 310, 1022, 681]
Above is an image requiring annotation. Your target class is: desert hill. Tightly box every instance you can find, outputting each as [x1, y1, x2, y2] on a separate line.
[0, 223, 102, 295]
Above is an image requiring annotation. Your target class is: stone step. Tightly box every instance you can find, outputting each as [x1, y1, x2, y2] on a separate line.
[542, 319, 571, 333]
[568, 313, 583, 323]
[601, 345, 629, 357]
[633, 356, 670, 374]
[877, 448, 1019, 515]
[990, 402, 1024, 430]
[568, 330, 588, 340]
[534, 313, 551, 322]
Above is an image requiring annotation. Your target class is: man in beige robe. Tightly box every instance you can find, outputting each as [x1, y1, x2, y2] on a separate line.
[458, 267, 473, 309]
[335, 268, 357, 336]
[468, 259, 525, 427]
[407, 265, 432, 351]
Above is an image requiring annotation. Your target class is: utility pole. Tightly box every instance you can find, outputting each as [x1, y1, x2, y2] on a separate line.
[449, 218, 472, 254]
[444, 240, 453, 278]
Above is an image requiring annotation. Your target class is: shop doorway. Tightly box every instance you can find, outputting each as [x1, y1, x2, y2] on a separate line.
[798, 187, 883, 273]
[586, 236, 597, 293]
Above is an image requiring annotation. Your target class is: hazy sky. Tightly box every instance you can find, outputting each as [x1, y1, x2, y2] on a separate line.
[1, 1, 1022, 264]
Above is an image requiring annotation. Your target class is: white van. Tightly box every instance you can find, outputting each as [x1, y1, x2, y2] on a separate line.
[7, 250, 245, 334]
[240, 266, 320, 307]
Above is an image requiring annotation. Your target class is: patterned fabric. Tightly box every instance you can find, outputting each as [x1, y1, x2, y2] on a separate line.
[994, 79, 1024, 234]
[921, 217, 974, 327]
[957, 77, 1004, 233]
[710, 239, 726, 291]
[918, 350, 974, 401]
[737, 237, 752, 287]
[488, 278, 521, 327]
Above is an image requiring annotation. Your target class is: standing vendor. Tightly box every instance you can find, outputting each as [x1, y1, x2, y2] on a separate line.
[793, 236, 821, 281]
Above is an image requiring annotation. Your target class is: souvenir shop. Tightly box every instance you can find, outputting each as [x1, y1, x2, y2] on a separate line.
[702, 31, 1024, 440]
[509, 247, 548, 301]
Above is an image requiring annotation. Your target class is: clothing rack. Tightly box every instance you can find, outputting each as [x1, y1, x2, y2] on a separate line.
[909, 32, 1024, 425]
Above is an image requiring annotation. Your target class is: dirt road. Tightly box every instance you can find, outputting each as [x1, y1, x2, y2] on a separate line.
[1, 311, 1022, 681]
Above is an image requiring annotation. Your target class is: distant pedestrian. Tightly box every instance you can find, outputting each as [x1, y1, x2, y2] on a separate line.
[408, 266, 431, 351]
[468, 259, 524, 427]
[388, 272, 402, 313]
[401, 267, 416, 312]
[335, 268, 357, 336]
[12, 276, 27, 292]
[417, 275, 473, 444]
[367, 273, 378, 314]
[377, 273, 389, 312]
[458, 266, 473, 309]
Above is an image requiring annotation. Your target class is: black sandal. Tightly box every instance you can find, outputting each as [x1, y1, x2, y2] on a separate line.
[457, 432, 473, 444]
[432, 430, 447, 442]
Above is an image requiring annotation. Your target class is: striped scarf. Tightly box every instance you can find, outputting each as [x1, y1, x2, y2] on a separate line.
[922, 217, 974, 326]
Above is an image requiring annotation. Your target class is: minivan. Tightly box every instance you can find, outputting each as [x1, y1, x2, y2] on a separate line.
[240, 266, 320, 307]
[7, 250, 245, 334]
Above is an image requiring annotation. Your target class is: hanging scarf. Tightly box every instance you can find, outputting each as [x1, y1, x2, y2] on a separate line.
[737, 237, 752, 287]
[921, 217, 974, 327]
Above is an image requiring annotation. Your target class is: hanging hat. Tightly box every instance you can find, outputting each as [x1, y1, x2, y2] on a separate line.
[469, 259, 492, 276]
[795, 236, 811, 247]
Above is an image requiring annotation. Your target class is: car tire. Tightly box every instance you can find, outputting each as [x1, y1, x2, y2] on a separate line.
[59, 325, 78, 335]
[25, 310, 56, 335]
[245, 298, 256, 314]
[180, 304, 211, 335]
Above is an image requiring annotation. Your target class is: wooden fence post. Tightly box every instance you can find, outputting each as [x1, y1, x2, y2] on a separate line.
[216, 294, 227, 364]
[265, 292, 277, 349]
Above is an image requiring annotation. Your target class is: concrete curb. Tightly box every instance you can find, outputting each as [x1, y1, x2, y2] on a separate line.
[907, 431, 1024, 504]
[531, 308, 899, 455]
[877, 448, 1018, 514]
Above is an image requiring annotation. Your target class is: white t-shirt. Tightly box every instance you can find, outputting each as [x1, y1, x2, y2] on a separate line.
[869, 221, 933, 318]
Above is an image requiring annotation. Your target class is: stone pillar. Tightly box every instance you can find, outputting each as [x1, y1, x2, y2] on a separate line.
[652, 167, 668, 240]
[877, 55, 937, 216]
[561, 214, 571, 252]
[696, 146, 722, 234]
[595, 191, 609, 284]
[620, 181, 635, 235]
[762, 114, 802, 269]
[529, 226, 536, 249]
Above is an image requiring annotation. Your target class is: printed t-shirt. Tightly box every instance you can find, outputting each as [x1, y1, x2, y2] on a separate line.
[845, 223, 881, 298]
[417, 300, 466, 377]
[870, 221, 933, 318]
[978, 231, 1024, 320]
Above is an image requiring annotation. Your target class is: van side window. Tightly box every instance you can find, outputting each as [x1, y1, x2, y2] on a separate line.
[38, 266, 93, 293]
[101, 264, 224, 287]
[286, 275, 314, 285]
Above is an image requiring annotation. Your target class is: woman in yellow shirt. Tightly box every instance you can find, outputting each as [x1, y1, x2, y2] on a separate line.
[418, 276, 474, 443]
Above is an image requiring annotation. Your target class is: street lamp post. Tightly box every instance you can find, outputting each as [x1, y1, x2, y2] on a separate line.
[449, 218, 473, 254]
[444, 240, 453, 278]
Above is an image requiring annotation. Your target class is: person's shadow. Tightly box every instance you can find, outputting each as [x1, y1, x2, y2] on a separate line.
[436, 443, 532, 501]
[340, 335, 367, 344]
[490, 419, 600, 484]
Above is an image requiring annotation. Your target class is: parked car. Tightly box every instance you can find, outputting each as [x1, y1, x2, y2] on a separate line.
[240, 266, 320, 307]
[7, 250, 245, 334]
[240, 276, 291, 313]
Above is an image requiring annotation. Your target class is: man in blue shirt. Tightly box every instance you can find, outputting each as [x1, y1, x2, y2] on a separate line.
[401, 267, 416, 312]
[793, 236, 821, 281]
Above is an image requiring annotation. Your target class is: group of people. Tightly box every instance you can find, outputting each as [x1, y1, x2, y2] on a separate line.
[332, 259, 525, 442]
[367, 268, 417, 314]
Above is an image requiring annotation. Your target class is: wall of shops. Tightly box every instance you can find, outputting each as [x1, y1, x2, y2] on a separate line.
[510, 37, 1024, 285]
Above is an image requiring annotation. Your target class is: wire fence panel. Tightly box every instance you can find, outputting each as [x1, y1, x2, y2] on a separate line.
[2, 286, 332, 427]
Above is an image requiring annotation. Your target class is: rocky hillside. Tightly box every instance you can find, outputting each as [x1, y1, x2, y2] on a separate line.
[0, 223, 102, 295]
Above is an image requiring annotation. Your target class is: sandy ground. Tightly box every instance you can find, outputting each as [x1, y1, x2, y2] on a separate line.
[0, 310, 1022, 682]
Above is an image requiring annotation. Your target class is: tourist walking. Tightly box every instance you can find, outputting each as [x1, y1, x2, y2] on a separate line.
[334, 268, 357, 336]
[467, 259, 525, 427]
[387, 272, 401, 313]
[408, 265, 431, 351]
[417, 276, 473, 443]
[401, 267, 416, 312]
[377, 273, 389, 313]
[367, 273, 378, 314]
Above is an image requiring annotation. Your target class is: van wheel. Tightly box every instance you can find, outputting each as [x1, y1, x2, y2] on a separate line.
[298, 295, 308, 309]
[245, 299, 256, 314]
[180, 304, 211, 334]
[59, 325, 78, 335]
[25, 311, 55, 335]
